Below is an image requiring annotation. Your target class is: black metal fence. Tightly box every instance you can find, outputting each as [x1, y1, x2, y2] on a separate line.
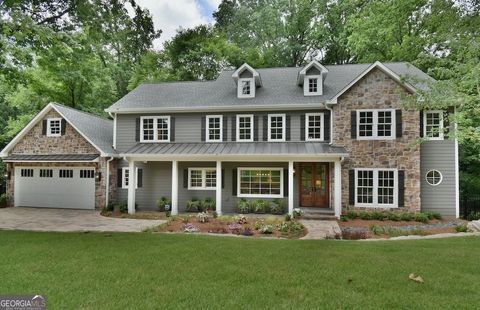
[460, 195, 480, 220]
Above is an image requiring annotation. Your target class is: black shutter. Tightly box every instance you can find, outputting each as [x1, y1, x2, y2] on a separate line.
[285, 115, 291, 141]
[419, 110, 424, 138]
[42, 120, 47, 135]
[263, 115, 268, 141]
[231, 116, 236, 141]
[61, 119, 66, 135]
[351, 111, 357, 139]
[117, 169, 123, 187]
[170, 117, 175, 142]
[396, 110, 402, 138]
[223, 116, 228, 141]
[135, 118, 140, 142]
[324, 111, 331, 142]
[300, 114, 306, 141]
[398, 170, 405, 208]
[137, 169, 143, 188]
[349, 169, 355, 205]
[183, 169, 188, 188]
[253, 116, 259, 141]
[444, 107, 454, 139]
[201, 116, 206, 141]
[284, 168, 289, 197]
[221, 169, 225, 188]
[232, 169, 237, 196]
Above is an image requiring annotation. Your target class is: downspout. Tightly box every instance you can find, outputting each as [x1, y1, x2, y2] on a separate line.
[105, 156, 115, 207]
[325, 103, 334, 145]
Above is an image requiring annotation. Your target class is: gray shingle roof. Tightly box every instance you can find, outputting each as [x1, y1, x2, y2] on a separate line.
[52, 103, 116, 155]
[106, 62, 432, 112]
[123, 142, 347, 157]
[3, 154, 99, 161]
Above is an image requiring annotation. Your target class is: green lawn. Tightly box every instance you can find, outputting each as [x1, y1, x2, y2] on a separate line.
[0, 231, 479, 309]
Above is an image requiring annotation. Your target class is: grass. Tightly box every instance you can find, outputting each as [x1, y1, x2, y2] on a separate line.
[0, 231, 479, 309]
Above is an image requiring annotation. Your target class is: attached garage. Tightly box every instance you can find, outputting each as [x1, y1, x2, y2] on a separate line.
[14, 167, 96, 209]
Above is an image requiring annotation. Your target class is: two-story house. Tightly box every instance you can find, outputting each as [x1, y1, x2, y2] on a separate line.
[0, 60, 459, 218]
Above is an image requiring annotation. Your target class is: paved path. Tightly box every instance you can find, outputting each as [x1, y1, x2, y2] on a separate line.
[300, 220, 342, 239]
[0, 207, 165, 233]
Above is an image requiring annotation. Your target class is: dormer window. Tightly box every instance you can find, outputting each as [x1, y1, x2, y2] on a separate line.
[308, 77, 319, 93]
[298, 60, 328, 96]
[232, 63, 262, 99]
[238, 78, 255, 98]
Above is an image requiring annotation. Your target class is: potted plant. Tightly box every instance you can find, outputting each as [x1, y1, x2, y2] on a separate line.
[236, 198, 250, 213]
[186, 199, 201, 212]
[270, 198, 285, 214]
[201, 197, 216, 212]
[157, 196, 171, 212]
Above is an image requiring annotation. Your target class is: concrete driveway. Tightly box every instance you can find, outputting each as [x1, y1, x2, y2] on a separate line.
[0, 207, 165, 232]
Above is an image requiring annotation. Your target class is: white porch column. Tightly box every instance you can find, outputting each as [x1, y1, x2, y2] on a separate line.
[127, 159, 136, 215]
[216, 161, 222, 215]
[171, 160, 178, 215]
[334, 159, 342, 218]
[288, 161, 294, 215]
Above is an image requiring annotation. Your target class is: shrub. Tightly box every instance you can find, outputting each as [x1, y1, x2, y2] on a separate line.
[182, 216, 190, 224]
[186, 199, 201, 212]
[241, 227, 254, 236]
[270, 198, 285, 214]
[278, 221, 305, 235]
[259, 224, 273, 234]
[414, 213, 429, 223]
[400, 213, 413, 221]
[228, 223, 243, 234]
[236, 198, 250, 213]
[371, 211, 386, 221]
[293, 208, 304, 218]
[455, 224, 469, 233]
[466, 211, 480, 221]
[157, 196, 171, 211]
[197, 212, 210, 223]
[118, 203, 128, 213]
[0, 193, 7, 208]
[346, 210, 358, 219]
[183, 223, 199, 233]
[369, 224, 384, 235]
[234, 214, 248, 224]
[423, 211, 441, 220]
[251, 199, 270, 214]
[358, 211, 372, 220]
[340, 215, 348, 222]
[201, 197, 215, 211]
[284, 214, 292, 222]
[387, 213, 401, 221]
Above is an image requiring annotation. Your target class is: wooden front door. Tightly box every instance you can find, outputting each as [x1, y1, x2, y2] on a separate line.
[300, 163, 330, 208]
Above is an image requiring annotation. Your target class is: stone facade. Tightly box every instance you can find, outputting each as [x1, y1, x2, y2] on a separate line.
[332, 68, 421, 212]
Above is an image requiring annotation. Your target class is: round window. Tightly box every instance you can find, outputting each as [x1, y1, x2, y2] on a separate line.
[426, 170, 442, 186]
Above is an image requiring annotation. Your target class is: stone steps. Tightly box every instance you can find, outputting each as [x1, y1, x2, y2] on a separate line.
[300, 208, 337, 221]
[467, 221, 480, 232]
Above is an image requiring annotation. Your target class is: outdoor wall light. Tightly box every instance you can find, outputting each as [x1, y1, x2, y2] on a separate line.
[4, 172, 11, 180]
[95, 172, 101, 181]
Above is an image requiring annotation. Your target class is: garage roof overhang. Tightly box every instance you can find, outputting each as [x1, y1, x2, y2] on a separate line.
[2, 154, 99, 162]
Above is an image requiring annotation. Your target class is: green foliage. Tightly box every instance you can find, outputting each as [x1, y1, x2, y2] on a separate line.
[270, 198, 285, 214]
[400, 213, 414, 222]
[346, 210, 358, 219]
[358, 211, 372, 220]
[466, 212, 480, 221]
[371, 211, 386, 221]
[0, 193, 9, 208]
[157, 196, 171, 211]
[455, 224, 469, 233]
[387, 213, 401, 221]
[236, 198, 250, 213]
[414, 213, 430, 223]
[251, 199, 270, 214]
[186, 199, 201, 212]
[118, 203, 128, 214]
[201, 197, 216, 212]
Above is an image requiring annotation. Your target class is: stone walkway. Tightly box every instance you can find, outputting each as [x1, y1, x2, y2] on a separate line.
[0, 207, 165, 233]
[300, 220, 342, 239]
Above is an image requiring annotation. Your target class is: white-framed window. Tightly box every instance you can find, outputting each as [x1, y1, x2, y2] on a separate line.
[305, 113, 324, 141]
[355, 168, 398, 208]
[423, 110, 444, 140]
[140, 116, 170, 142]
[238, 168, 283, 198]
[20, 169, 34, 177]
[304, 75, 322, 96]
[206, 115, 223, 142]
[188, 168, 216, 190]
[47, 118, 62, 137]
[80, 170, 95, 179]
[122, 167, 140, 189]
[238, 78, 255, 98]
[59, 169, 73, 178]
[357, 109, 395, 140]
[426, 170, 442, 186]
[40, 169, 53, 178]
[268, 114, 286, 142]
[236, 114, 254, 142]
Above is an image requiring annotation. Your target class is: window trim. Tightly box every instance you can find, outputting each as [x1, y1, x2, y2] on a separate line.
[304, 75, 322, 96]
[237, 167, 284, 198]
[238, 78, 255, 98]
[122, 167, 139, 189]
[236, 114, 254, 142]
[46, 118, 62, 137]
[205, 115, 223, 142]
[423, 110, 444, 140]
[425, 169, 443, 186]
[187, 168, 217, 190]
[305, 112, 325, 141]
[356, 109, 396, 140]
[268, 114, 286, 142]
[354, 168, 398, 208]
[140, 116, 171, 143]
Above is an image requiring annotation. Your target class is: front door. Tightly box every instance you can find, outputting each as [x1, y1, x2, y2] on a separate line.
[300, 163, 330, 208]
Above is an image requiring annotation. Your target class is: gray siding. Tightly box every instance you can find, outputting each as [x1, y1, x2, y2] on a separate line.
[420, 140, 457, 216]
[115, 110, 329, 153]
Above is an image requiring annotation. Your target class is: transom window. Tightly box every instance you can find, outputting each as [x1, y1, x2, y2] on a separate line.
[122, 168, 139, 189]
[268, 114, 286, 142]
[424, 110, 443, 140]
[357, 109, 395, 139]
[188, 168, 216, 190]
[355, 169, 398, 207]
[308, 78, 318, 93]
[59, 169, 73, 178]
[238, 168, 283, 198]
[20, 169, 34, 177]
[141, 116, 170, 142]
[47, 118, 62, 137]
[206, 115, 222, 142]
[40, 169, 53, 178]
[237, 114, 254, 142]
[80, 170, 95, 179]
[426, 170, 442, 186]
[306, 113, 324, 141]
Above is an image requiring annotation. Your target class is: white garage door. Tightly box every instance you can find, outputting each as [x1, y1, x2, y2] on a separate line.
[14, 167, 95, 209]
